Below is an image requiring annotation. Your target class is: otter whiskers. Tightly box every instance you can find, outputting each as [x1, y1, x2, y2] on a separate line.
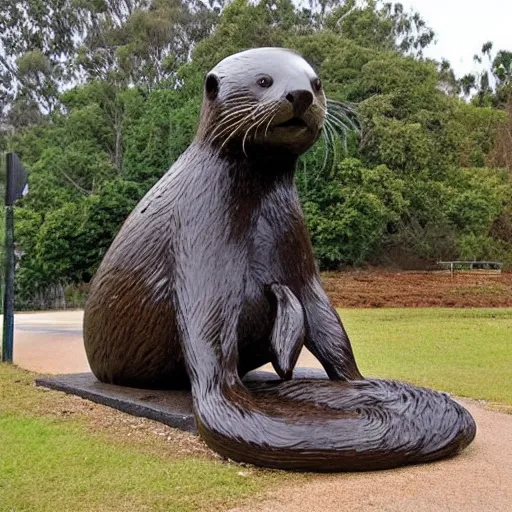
[316, 98, 361, 171]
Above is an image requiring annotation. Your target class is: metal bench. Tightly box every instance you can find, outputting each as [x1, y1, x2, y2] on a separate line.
[437, 261, 503, 276]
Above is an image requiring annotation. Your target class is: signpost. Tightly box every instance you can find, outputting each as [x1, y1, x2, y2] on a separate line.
[2, 152, 28, 363]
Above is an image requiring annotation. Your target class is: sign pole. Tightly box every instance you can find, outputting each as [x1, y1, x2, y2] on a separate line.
[2, 152, 28, 363]
[2, 203, 14, 362]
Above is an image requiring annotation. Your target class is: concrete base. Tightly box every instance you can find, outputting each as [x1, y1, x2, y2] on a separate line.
[35, 367, 328, 433]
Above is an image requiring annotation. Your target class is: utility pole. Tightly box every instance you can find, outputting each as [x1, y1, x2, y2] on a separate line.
[2, 152, 28, 363]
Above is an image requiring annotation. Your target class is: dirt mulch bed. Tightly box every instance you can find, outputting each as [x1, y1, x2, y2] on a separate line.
[321, 270, 512, 308]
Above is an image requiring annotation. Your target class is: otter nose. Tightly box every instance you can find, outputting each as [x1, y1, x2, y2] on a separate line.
[286, 90, 313, 116]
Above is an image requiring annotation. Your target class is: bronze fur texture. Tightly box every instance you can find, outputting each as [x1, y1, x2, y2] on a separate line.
[84, 48, 476, 471]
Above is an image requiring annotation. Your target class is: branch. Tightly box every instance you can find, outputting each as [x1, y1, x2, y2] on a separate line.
[335, 4, 357, 27]
[60, 170, 92, 195]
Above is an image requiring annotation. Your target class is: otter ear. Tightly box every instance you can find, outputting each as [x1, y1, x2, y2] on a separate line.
[205, 73, 220, 100]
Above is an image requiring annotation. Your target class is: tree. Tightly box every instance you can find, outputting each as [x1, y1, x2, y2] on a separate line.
[5, 0, 512, 303]
[298, 158, 407, 267]
[0, 0, 84, 116]
[326, 1, 434, 55]
[76, 0, 219, 88]
[460, 42, 512, 106]
[16, 179, 143, 297]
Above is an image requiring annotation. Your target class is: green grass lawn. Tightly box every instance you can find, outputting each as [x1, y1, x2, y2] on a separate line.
[340, 308, 512, 405]
[1, 307, 511, 511]
[0, 415, 272, 512]
[0, 364, 291, 512]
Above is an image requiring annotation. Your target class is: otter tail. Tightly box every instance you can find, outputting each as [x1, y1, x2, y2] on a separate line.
[193, 375, 476, 471]
[193, 284, 475, 471]
[185, 283, 475, 471]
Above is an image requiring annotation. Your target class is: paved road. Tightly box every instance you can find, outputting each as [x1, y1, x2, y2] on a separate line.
[10, 310, 90, 374]
[7, 309, 318, 375]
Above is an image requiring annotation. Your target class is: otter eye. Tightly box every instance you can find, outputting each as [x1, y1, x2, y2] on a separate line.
[258, 76, 273, 88]
[313, 78, 322, 92]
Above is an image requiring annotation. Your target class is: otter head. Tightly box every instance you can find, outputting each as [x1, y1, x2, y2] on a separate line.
[197, 47, 326, 156]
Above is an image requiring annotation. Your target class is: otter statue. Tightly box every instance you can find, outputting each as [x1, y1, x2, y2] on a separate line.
[84, 47, 476, 471]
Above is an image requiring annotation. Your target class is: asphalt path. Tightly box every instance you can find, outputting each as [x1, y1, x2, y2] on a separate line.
[10, 310, 90, 374]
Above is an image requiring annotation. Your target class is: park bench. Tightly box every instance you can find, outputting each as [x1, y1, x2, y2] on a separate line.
[437, 260, 503, 276]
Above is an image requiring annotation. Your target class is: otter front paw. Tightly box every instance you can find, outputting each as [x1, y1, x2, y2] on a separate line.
[268, 284, 305, 380]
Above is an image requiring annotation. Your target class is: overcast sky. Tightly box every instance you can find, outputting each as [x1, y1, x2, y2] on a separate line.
[399, 0, 512, 77]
